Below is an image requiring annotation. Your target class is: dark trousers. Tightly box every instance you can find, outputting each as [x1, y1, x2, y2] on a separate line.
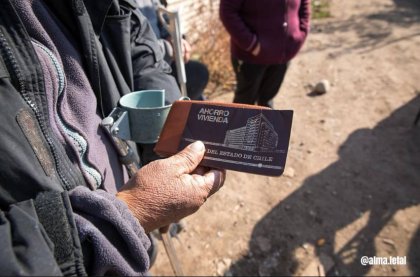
[171, 60, 209, 100]
[232, 58, 289, 107]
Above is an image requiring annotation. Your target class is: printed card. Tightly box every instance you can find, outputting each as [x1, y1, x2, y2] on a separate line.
[177, 103, 293, 176]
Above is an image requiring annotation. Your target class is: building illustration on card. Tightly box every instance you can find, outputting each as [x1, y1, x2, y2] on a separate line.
[223, 113, 278, 152]
[184, 113, 282, 154]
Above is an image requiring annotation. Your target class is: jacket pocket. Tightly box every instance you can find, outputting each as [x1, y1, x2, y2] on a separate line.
[102, 8, 134, 87]
[286, 29, 306, 60]
[103, 9, 132, 61]
[132, 8, 165, 65]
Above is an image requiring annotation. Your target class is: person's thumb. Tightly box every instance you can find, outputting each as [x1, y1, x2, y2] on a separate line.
[167, 141, 206, 174]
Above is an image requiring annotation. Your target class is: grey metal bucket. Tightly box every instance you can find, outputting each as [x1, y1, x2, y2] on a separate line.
[117, 90, 172, 143]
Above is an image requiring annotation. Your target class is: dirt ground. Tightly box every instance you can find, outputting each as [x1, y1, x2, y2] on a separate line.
[151, 0, 420, 275]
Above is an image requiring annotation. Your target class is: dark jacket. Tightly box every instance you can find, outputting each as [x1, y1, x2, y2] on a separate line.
[220, 0, 310, 64]
[0, 0, 179, 275]
[136, 0, 173, 63]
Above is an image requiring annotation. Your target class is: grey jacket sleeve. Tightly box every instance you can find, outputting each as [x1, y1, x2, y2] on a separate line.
[0, 187, 151, 277]
[69, 186, 151, 276]
[136, 0, 174, 63]
[0, 191, 87, 276]
[0, 200, 62, 276]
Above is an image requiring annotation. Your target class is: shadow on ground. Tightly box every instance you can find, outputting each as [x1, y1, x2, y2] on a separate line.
[228, 96, 420, 275]
[303, 0, 420, 57]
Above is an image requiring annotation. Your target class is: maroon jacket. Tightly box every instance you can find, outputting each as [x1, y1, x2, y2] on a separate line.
[220, 0, 310, 64]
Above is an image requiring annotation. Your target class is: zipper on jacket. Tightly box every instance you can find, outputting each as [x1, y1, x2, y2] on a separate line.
[32, 40, 102, 189]
[282, 0, 289, 61]
[0, 31, 73, 190]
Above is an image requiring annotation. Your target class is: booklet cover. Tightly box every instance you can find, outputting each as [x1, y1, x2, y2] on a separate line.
[155, 101, 293, 176]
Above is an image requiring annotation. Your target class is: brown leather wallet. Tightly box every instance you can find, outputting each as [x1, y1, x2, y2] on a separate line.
[154, 100, 293, 176]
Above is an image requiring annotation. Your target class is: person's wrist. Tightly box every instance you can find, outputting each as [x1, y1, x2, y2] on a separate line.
[116, 191, 153, 232]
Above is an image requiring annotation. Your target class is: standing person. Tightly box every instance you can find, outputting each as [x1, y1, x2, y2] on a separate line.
[137, 0, 209, 100]
[0, 0, 225, 275]
[220, 0, 311, 108]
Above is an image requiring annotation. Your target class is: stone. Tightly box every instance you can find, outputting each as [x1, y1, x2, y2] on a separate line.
[256, 236, 272, 253]
[216, 258, 232, 276]
[299, 253, 334, 276]
[313, 80, 330, 95]
[216, 262, 225, 276]
[258, 254, 280, 276]
[316, 238, 326, 247]
[222, 258, 232, 267]
[382, 238, 395, 246]
[283, 167, 295, 178]
[302, 243, 310, 251]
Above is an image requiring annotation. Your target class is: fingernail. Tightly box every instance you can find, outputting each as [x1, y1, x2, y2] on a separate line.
[191, 141, 205, 152]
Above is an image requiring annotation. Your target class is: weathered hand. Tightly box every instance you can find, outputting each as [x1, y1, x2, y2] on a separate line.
[117, 141, 225, 233]
[181, 39, 192, 62]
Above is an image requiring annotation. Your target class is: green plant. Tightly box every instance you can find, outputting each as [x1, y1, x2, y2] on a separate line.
[312, 0, 331, 19]
[189, 17, 236, 99]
